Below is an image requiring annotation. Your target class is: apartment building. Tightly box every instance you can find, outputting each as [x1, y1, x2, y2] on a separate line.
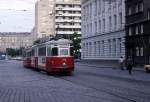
[81, 0, 125, 61]
[125, 0, 150, 65]
[54, 0, 81, 39]
[35, 0, 55, 38]
[35, 0, 81, 39]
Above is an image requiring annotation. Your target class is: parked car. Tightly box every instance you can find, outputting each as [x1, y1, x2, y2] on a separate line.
[144, 64, 150, 73]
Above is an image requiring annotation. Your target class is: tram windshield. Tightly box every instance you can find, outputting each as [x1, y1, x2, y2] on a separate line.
[59, 48, 69, 56]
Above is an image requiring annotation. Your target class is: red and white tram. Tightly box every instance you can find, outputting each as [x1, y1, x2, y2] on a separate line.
[23, 38, 74, 74]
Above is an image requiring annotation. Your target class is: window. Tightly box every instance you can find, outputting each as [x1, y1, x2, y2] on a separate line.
[136, 25, 139, 35]
[114, 15, 117, 29]
[103, 19, 105, 32]
[59, 48, 69, 56]
[95, 22, 97, 34]
[149, 36, 150, 43]
[109, 16, 112, 31]
[136, 47, 139, 56]
[148, 10, 150, 20]
[97, 41, 100, 56]
[140, 47, 143, 56]
[118, 38, 122, 54]
[139, 2, 143, 12]
[113, 39, 116, 56]
[70, 47, 73, 56]
[140, 24, 143, 34]
[94, 42, 96, 56]
[135, 4, 138, 13]
[47, 47, 51, 56]
[38, 47, 46, 56]
[95, 0, 97, 15]
[128, 7, 132, 15]
[89, 42, 92, 56]
[31, 49, 35, 56]
[102, 40, 105, 55]
[129, 27, 132, 36]
[108, 39, 111, 56]
[99, 20, 101, 32]
[52, 47, 58, 56]
[119, 13, 122, 26]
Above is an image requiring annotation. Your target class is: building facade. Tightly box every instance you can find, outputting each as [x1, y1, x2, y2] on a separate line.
[81, 0, 125, 61]
[125, 0, 150, 65]
[35, 0, 81, 39]
[35, 0, 55, 38]
[54, 0, 81, 39]
[0, 32, 32, 52]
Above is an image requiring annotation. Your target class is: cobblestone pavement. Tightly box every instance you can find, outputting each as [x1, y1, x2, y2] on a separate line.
[0, 60, 150, 102]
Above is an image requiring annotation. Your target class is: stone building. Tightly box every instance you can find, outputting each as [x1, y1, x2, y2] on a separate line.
[0, 32, 32, 52]
[125, 0, 150, 65]
[81, 0, 125, 61]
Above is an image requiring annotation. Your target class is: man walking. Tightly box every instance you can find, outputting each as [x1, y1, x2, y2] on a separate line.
[126, 57, 133, 75]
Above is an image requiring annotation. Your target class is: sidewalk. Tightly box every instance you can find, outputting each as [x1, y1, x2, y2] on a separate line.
[75, 61, 150, 82]
[76, 60, 145, 72]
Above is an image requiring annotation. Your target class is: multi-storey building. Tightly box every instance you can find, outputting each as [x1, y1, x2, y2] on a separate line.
[35, 0, 81, 39]
[0, 32, 32, 52]
[35, 0, 55, 38]
[54, 0, 81, 39]
[125, 0, 150, 65]
[81, 0, 125, 61]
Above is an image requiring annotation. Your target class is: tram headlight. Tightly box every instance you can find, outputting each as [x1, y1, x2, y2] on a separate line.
[63, 62, 66, 66]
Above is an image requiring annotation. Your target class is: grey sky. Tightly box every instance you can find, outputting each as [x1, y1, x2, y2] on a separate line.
[0, 0, 37, 32]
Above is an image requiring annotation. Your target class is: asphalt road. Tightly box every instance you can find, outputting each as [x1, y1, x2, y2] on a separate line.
[0, 60, 150, 102]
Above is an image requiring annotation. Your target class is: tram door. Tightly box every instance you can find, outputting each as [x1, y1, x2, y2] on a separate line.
[38, 46, 46, 70]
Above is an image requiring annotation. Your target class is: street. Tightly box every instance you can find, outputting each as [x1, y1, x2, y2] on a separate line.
[0, 60, 150, 102]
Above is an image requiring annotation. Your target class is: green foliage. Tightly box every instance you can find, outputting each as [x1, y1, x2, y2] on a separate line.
[71, 32, 81, 58]
[6, 48, 24, 57]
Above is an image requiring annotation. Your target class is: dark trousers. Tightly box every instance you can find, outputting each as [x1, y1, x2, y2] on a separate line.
[127, 65, 132, 75]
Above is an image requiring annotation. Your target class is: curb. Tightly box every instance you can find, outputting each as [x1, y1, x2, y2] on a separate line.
[75, 62, 145, 72]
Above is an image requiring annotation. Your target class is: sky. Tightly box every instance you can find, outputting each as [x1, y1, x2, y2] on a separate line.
[0, 0, 37, 32]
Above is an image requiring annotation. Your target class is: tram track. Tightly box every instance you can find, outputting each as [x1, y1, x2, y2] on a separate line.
[53, 76, 137, 102]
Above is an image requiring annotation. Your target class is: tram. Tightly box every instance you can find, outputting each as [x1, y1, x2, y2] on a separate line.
[23, 38, 74, 74]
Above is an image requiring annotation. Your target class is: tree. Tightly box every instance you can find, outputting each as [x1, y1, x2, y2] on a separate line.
[71, 32, 81, 59]
[6, 48, 24, 57]
[6, 48, 16, 57]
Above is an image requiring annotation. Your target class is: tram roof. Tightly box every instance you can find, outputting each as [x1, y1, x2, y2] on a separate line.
[46, 38, 72, 45]
[31, 38, 72, 47]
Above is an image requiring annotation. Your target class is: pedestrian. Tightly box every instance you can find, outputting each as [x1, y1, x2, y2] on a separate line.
[119, 56, 124, 70]
[126, 57, 133, 75]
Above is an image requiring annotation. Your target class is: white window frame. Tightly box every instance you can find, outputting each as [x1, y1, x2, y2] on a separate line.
[140, 47, 143, 56]
[136, 47, 139, 56]
[129, 27, 132, 36]
[140, 24, 143, 34]
[135, 4, 138, 13]
[128, 7, 132, 15]
[136, 25, 139, 35]
[139, 2, 143, 12]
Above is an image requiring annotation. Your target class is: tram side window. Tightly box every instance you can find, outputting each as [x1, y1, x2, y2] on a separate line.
[31, 49, 35, 56]
[38, 47, 46, 56]
[27, 52, 31, 57]
[47, 47, 51, 56]
[52, 47, 58, 56]
[70, 47, 73, 56]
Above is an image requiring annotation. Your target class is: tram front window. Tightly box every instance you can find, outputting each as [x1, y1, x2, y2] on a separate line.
[52, 47, 58, 56]
[59, 48, 69, 56]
